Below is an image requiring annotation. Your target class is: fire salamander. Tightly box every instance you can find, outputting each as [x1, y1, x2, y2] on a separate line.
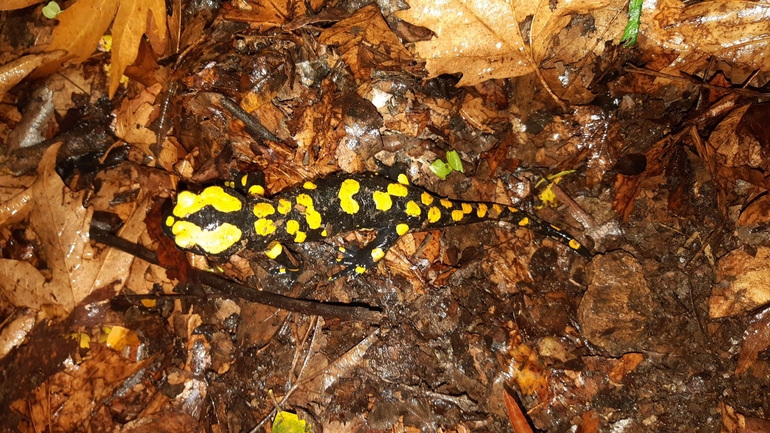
[162, 172, 592, 280]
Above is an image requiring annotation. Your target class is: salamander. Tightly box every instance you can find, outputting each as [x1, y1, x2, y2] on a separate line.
[162, 172, 591, 280]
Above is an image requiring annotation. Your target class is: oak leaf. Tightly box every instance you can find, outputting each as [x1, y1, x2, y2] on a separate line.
[46, 0, 166, 97]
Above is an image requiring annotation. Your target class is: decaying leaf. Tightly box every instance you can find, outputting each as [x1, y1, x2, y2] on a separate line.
[642, 0, 770, 74]
[710, 247, 770, 318]
[320, 4, 415, 82]
[735, 308, 770, 375]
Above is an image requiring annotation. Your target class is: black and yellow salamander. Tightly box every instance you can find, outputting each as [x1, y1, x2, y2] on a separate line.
[162, 172, 592, 280]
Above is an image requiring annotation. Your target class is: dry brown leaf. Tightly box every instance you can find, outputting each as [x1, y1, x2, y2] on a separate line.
[47, 0, 119, 64]
[0, 0, 42, 10]
[110, 0, 167, 97]
[45, 0, 166, 97]
[319, 4, 414, 82]
[395, 0, 621, 88]
[642, 1, 770, 75]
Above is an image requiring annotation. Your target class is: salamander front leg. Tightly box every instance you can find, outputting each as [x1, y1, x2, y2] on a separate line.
[264, 242, 302, 280]
[329, 226, 405, 281]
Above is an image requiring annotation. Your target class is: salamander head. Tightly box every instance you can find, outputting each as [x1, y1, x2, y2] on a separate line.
[162, 186, 249, 257]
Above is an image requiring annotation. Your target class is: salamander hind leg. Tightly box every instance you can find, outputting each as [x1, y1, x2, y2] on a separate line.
[328, 225, 406, 281]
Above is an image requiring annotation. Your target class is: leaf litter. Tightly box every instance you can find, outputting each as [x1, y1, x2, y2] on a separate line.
[1, 0, 770, 431]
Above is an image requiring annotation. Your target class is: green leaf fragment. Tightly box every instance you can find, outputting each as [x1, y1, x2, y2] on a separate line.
[42, 1, 62, 19]
[621, 0, 643, 47]
[429, 159, 452, 180]
[446, 150, 464, 172]
[273, 411, 310, 433]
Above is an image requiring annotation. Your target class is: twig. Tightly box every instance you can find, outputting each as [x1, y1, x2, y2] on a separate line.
[90, 227, 384, 323]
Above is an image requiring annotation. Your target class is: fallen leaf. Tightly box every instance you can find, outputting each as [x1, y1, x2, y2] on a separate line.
[710, 247, 770, 318]
[0, 52, 65, 100]
[320, 4, 415, 82]
[395, 0, 621, 88]
[0, 144, 143, 312]
[735, 307, 770, 375]
[110, 0, 167, 96]
[642, 1, 770, 74]
[608, 353, 644, 383]
[46, 0, 119, 64]
[0, 0, 43, 10]
[503, 389, 534, 433]
[44, 0, 166, 97]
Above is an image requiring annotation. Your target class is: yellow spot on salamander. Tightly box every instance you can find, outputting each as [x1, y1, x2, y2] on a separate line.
[265, 242, 283, 259]
[451, 210, 464, 221]
[461, 203, 472, 214]
[277, 199, 292, 215]
[387, 183, 408, 197]
[397, 173, 409, 185]
[321, 229, 328, 236]
[303, 181, 317, 190]
[249, 185, 265, 196]
[286, 220, 299, 235]
[518, 217, 530, 227]
[373, 191, 392, 211]
[165, 216, 174, 226]
[225, 181, 234, 189]
[477, 203, 488, 218]
[428, 207, 441, 223]
[508, 206, 519, 213]
[255, 218, 278, 236]
[551, 224, 561, 231]
[296, 193, 313, 209]
[306, 209, 322, 229]
[339, 179, 361, 214]
[355, 266, 367, 274]
[490, 204, 503, 217]
[173, 186, 242, 218]
[295, 231, 307, 242]
[240, 176, 249, 187]
[396, 223, 410, 236]
[569, 239, 582, 250]
[171, 221, 242, 255]
[440, 199, 453, 208]
[421, 192, 434, 205]
[405, 200, 421, 217]
[253, 203, 276, 218]
[295, 194, 322, 228]
[338, 247, 346, 253]
[371, 248, 385, 262]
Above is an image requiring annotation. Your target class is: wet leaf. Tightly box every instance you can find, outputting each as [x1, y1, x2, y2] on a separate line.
[735, 308, 770, 375]
[319, 4, 414, 82]
[395, 0, 621, 87]
[642, 1, 770, 74]
[0, 52, 65, 100]
[710, 247, 770, 318]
